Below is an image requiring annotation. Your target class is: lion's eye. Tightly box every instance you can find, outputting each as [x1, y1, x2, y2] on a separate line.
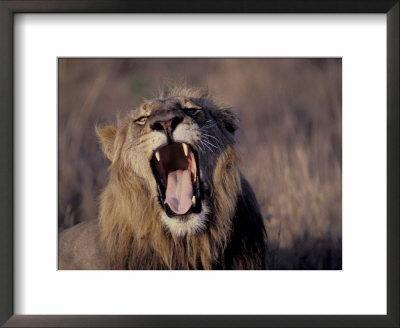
[185, 108, 200, 116]
[136, 116, 148, 126]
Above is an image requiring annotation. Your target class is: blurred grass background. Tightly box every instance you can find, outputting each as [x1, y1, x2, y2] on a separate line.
[58, 58, 342, 269]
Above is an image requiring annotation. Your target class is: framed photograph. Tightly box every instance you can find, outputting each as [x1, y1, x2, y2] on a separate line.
[56, 57, 343, 271]
[0, 1, 398, 327]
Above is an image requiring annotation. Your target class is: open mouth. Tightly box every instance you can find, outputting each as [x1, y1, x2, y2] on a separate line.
[151, 143, 201, 217]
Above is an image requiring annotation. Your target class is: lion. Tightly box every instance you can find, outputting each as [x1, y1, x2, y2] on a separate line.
[58, 87, 267, 270]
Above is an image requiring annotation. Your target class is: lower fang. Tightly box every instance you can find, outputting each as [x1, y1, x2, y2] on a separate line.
[192, 196, 196, 206]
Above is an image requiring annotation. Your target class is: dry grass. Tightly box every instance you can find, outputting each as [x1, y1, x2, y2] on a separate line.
[58, 58, 342, 269]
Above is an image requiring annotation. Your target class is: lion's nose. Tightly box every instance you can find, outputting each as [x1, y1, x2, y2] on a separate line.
[151, 117, 183, 134]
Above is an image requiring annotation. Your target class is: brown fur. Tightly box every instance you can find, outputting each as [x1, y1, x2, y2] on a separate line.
[99, 145, 241, 269]
[59, 87, 266, 270]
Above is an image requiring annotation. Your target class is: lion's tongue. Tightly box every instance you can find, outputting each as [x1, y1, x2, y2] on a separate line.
[165, 170, 193, 215]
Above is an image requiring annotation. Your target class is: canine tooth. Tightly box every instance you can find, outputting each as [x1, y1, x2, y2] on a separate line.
[192, 196, 196, 206]
[194, 175, 197, 182]
[155, 151, 160, 161]
[182, 143, 189, 156]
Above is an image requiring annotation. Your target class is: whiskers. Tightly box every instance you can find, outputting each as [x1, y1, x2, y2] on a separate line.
[197, 120, 221, 154]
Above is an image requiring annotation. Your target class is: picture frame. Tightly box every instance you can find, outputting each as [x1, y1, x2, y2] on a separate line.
[0, 0, 398, 327]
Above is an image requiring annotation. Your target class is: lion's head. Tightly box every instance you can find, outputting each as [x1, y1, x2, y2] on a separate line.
[97, 87, 265, 269]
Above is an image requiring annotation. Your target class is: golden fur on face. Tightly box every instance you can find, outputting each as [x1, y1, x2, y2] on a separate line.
[97, 87, 266, 270]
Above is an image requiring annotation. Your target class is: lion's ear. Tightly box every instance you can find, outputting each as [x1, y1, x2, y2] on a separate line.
[214, 108, 240, 134]
[96, 125, 117, 161]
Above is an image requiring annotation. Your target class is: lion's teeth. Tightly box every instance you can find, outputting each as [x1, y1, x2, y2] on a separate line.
[182, 143, 188, 156]
[155, 151, 160, 162]
[194, 175, 197, 182]
[192, 196, 196, 206]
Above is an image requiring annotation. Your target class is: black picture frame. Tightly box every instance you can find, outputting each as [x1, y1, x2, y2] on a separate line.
[0, 1, 398, 327]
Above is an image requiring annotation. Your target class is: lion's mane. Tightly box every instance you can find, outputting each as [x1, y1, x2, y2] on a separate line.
[97, 88, 266, 270]
[58, 87, 266, 270]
